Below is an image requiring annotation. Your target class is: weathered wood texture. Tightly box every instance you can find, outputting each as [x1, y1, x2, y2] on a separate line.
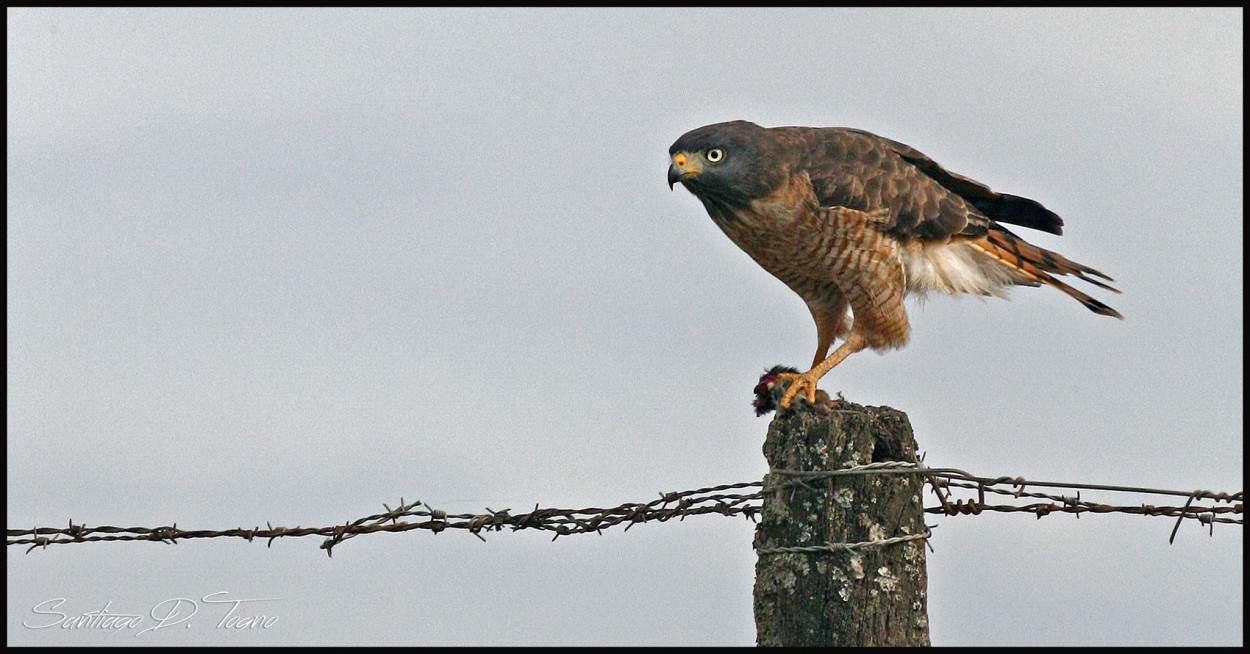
[753, 398, 930, 646]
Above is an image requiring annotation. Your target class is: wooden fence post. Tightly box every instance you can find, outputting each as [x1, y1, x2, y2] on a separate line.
[753, 397, 930, 646]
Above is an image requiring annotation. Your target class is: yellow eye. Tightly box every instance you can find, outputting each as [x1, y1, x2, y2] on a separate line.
[706, 148, 724, 163]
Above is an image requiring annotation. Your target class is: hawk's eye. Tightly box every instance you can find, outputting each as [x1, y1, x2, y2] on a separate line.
[706, 148, 724, 163]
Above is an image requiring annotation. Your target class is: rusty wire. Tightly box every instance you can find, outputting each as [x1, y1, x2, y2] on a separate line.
[771, 463, 1241, 545]
[756, 526, 936, 555]
[7, 462, 1241, 556]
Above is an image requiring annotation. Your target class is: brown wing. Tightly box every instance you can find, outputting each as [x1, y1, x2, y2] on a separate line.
[783, 126, 1064, 242]
[879, 132, 1066, 235]
[777, 126, 1121, 318]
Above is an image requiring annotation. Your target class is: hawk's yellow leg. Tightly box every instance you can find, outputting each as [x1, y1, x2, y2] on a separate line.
[778, 331, 869, 409]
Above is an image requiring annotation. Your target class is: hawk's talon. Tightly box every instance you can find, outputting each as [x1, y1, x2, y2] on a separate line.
[754, 365, 835, 415]
[776, 371, 823, 410]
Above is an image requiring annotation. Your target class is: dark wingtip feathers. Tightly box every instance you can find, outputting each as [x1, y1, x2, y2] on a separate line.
[973, 193, 1066, 236]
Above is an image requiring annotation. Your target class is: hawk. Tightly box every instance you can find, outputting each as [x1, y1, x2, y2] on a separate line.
[668, 120, 1121, 411]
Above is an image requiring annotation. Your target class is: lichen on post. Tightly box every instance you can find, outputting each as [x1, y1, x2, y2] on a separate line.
[752, 395, 930, 647]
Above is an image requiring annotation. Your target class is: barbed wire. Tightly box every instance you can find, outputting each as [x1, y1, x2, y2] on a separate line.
[7, 461, 1241, 556]
[756, 526, 936, 555]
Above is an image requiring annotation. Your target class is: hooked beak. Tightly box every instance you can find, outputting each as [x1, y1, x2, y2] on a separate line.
[668, 152, 701, 190]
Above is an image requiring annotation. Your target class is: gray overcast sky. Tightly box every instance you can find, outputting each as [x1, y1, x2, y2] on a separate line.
[7, 7, 1242, 646]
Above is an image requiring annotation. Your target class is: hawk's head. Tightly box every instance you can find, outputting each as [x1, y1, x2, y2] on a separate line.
[668, 121, 788, 208]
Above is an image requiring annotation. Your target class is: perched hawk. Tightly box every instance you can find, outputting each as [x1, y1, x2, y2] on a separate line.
[668, 120, 1121, 411]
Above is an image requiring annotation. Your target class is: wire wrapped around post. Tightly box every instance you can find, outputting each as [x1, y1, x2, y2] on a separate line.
[752, 396, 930, 647]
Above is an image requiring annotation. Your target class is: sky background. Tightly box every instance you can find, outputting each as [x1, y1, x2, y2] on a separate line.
[7, 7, 1242, 646]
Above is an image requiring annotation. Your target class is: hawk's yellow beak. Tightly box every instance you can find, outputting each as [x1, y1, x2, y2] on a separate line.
[668, 152, 703, 189]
